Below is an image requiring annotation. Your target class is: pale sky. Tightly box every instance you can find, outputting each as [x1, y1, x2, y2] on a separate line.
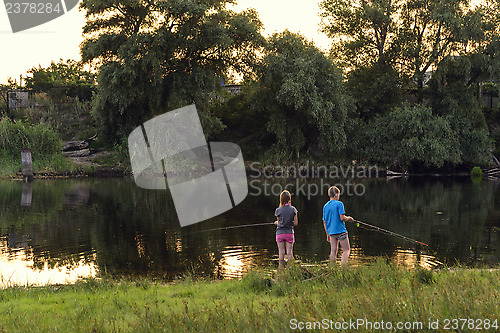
[0, 0, 330, 84]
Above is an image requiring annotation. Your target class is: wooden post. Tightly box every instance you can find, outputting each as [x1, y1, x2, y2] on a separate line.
[21, 148, 33, 182]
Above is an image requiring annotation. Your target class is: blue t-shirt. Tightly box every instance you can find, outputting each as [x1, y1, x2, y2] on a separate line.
[323, 200, 347, 235]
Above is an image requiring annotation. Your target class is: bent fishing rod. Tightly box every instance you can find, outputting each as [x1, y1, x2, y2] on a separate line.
[350, 219, 429, 247]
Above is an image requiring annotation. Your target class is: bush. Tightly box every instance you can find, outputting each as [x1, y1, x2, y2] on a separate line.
[0, 117, 61, 159]
[365, 104, 461, 169]
[470, 166, 483, 177]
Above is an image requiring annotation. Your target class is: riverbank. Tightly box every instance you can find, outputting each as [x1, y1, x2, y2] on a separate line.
[0, 151, 129, 180]
[0, 261, 498, 332]
[0, 150, 489, 180]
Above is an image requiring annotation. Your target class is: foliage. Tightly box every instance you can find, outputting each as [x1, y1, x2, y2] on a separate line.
[345, 63, 402, 119]
[428, 56, 493, 166]
[0, 79, 18, 117]
[209, 86, 272, 160]
[482, 82, 499, 97]
[80, 0, 265, 143]
[0, 117, 61, 159]
[249, 31, 349, 160]
[320, 0, 490, 99]
[24, 59, 96, 101]
[396, 0, 476, 95]
[470, 166, 482, 177]
[320, 0, 400, 68]
[365, 104, 461, 169]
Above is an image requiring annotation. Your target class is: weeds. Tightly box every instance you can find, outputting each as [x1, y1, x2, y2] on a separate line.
[0, 262, 498, 332]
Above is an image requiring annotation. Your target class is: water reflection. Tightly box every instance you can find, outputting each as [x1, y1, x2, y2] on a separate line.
[0, 176, 497, 287]
[0, 237, 97, 288]
[20, 182, 33, 209]
[216, 245, 270, 279]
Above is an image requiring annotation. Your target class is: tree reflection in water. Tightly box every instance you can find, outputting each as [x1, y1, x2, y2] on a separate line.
[0, 176, 497, 287]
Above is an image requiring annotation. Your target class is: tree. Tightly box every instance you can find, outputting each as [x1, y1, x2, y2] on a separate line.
[25, 59, 96, 101]
[320, 0, 400, 69]
[345, 62, 402, 119]
[428, 56, 493, 166]
[321, 0, 484, 100]
[365, 104, 461, 170]
[80, 0, 265, 143]
[397, 0, 478, 99]
[249, 31, 349, 160]
[0, 79, 18, 117]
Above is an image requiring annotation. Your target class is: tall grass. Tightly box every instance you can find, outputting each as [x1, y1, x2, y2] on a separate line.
[0, 261, 498, 332]
[0, 117, 76, 176]
[0, 117, 61, 158]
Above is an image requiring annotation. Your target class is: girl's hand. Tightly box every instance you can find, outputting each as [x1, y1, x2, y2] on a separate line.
[274, 220, 279, 225]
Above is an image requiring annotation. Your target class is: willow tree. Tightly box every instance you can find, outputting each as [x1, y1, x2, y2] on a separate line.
[249, 31, 349, 160]
[79, 0, 264, 142]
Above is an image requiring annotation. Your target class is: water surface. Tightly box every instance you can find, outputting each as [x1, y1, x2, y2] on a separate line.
[0, 176, 498, 287]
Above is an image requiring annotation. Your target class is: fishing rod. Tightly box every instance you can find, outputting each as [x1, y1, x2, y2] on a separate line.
[350, 219, 429, 247]
[192, 222, 275, 234]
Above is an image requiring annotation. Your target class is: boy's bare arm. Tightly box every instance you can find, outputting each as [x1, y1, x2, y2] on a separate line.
[323, 220, 330, 241]
[340, 214, 354, 222]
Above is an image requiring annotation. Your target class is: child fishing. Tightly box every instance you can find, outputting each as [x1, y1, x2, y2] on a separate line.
[274, 190, 298, 270]
[323, 186, 354, 266]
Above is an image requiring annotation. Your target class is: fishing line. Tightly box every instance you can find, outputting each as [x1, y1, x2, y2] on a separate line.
[350, 219, 429, 247]
[191, 222, 275, 234]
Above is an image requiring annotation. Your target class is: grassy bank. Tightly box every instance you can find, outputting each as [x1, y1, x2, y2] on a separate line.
[0, 261, 498, 332]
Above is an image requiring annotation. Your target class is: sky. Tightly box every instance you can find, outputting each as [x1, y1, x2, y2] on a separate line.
[0, 0, 330, 84]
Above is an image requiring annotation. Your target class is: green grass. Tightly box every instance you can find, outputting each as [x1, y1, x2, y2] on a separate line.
[0, 154, 81, 178]
[0, 261, 498, 332]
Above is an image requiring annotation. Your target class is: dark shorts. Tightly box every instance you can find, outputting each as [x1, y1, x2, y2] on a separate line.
[330, 232, 348, 241]
[276, 233, 295, 243]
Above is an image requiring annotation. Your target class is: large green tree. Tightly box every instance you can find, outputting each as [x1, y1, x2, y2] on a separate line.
[80, 0, 264, 142]
[397, 0, 481, 99]
[25, 59, 96, 101]
[249, 31, 349, 160]
[320, 0, 486, 99]
[320, 0, 400, 69]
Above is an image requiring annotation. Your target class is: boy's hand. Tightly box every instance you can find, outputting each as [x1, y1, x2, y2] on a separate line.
[326, 234, 330, 242]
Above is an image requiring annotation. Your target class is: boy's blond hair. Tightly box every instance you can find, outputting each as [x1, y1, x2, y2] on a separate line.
[328, 186, 340, 198]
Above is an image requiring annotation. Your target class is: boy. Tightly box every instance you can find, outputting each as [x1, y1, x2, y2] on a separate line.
[323, 186, 354, 265]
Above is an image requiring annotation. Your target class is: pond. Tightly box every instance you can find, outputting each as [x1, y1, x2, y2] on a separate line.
[0, 174, 498, 287]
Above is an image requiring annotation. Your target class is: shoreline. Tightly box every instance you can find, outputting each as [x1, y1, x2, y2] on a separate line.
[0, 153, 485, 180]
[0, 262, 498, 331]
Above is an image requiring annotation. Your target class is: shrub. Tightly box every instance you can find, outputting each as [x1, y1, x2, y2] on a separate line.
[470, 166, 483, 177]
[365, 104, 461, 169]
[0, 117, 61, 159]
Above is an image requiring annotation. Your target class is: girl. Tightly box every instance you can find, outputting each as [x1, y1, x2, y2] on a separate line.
[274, 190, 298, 269]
